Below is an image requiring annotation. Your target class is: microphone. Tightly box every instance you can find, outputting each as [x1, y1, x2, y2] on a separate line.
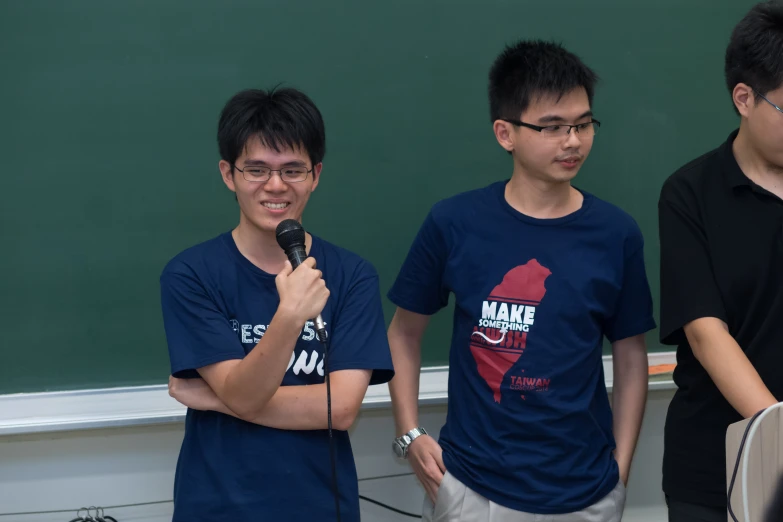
[275, 219, 328, 343]
[276, 218, 341, 521]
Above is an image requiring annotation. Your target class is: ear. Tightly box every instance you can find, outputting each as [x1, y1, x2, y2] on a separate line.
[733, 83, 756, 118]
[219, 160, 237, 193]
[310, 163, 323, 192]
[493, 120, 516, 152]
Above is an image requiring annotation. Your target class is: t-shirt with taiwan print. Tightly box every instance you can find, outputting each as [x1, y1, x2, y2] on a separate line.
[388, 180, 656, 514]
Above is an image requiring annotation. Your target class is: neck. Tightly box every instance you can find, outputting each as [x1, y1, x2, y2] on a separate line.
[734, 125, 783, 197]
[505, 169, 582, 219]
[232, 214, 312, 274]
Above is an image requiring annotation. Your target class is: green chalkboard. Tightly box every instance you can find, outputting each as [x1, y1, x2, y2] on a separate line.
[0, 0, 753, 393]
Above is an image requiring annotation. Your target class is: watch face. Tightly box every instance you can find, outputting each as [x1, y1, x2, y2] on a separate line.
[392, 440, 404, 458]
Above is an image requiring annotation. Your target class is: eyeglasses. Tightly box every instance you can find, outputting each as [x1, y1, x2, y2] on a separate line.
[233, 164, 313, 183]
[754, 90, 783, 116]
[501, 118, 601, 139]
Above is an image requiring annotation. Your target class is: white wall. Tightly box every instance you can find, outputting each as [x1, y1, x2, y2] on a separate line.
[0, 388, 674, 522]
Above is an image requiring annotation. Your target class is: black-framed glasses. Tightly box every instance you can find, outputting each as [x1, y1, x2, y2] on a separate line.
[233, 164, 313, 183]
[755, 90, 783, 116]
[501, 118, 601, 139]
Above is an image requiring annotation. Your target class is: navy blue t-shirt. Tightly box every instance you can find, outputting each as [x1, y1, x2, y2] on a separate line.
[160, 231, 394, 521]
[388, 181, 656, 514]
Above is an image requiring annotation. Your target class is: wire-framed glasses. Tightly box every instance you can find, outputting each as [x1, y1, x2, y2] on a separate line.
[233, 164, 313, 183]
[501, 118, 601, 139]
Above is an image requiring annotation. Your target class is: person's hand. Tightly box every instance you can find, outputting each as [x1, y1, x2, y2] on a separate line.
[275, 258, 329, 324]
[168, 376, 223, 412]
[407, 435, 446, 503]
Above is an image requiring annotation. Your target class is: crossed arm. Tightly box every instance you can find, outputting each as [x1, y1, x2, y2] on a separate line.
[169, 368, 371, 431]
[166, 258, 373, 431]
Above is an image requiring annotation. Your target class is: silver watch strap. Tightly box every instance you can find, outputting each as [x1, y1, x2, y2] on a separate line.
[406, 427, 426, 443]
[402, 427, 427, 458]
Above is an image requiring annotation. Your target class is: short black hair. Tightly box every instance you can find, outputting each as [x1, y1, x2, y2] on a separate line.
[725, 1, 783, 110]
[217, 86, 326, 168]
[488, 40, 599, 122]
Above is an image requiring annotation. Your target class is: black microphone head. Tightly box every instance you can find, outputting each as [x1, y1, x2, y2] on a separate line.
[275, 219, 306, 253]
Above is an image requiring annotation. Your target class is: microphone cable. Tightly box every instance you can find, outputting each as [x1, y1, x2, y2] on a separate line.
[727, 407, 765, 522]
[317, 326, 341, 522]
[319, 328, 423, 520]
[276, 220, 420, 520]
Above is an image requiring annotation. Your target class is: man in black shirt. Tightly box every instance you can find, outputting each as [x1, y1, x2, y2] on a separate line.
[658, 2, 783, 521]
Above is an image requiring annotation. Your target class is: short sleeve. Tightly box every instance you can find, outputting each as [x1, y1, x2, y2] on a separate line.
[658, 181, 727, 345]
[160, 265, 245, 378]
[604, 226, 657, 343]
[387, 210, 450, 315]
[327, 262, 394, 385]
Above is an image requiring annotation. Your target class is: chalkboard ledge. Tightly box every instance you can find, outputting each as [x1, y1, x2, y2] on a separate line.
[0, 353, 675, 437]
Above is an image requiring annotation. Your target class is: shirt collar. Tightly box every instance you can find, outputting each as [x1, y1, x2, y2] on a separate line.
[720, 129, 752, 190]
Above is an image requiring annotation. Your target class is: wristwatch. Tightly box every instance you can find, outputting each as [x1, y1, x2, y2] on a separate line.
[392, 427, 428, 459]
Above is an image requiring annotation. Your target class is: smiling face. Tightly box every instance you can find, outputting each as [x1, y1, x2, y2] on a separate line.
[219, 135, 321, 235]
[494, 87, 596, 185]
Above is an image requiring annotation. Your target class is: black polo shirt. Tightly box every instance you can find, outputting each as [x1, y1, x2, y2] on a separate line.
[658, 129, 783, 508]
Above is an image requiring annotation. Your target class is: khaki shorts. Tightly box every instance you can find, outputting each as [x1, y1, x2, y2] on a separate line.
[423, 471, 627, 522]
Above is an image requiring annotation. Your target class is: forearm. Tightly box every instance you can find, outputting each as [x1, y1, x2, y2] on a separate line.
[218, 311, 303, 416]
[204, 384, 337, 429]
[246, 384, 339, 430]
[611, 347, 648, 482]
[387, 317, 423, 435]
[689, 320, 777, 418]
[216, 377, 365, 431]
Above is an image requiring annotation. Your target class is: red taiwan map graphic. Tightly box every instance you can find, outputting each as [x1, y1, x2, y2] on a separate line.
[469, 259, 551, 403]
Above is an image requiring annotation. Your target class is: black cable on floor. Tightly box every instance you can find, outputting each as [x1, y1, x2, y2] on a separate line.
[359, 495, 422, 518]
